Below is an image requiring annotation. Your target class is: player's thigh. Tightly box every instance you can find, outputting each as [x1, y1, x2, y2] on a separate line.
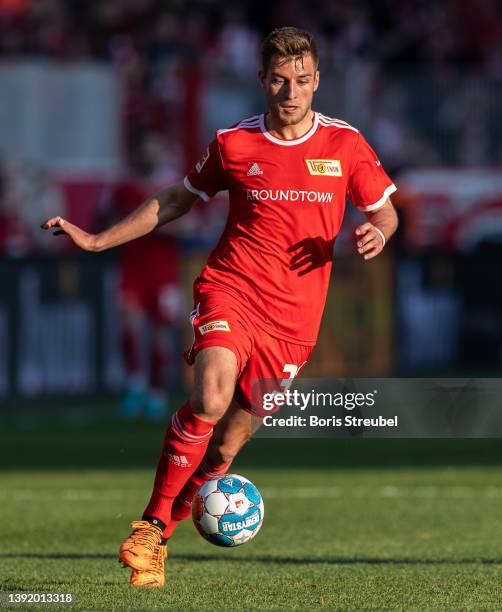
[186, 293, 254, 420]
[190, 347, 240, 420]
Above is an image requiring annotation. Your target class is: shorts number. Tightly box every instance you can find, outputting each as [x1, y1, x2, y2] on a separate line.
[280, 364, 299, 392]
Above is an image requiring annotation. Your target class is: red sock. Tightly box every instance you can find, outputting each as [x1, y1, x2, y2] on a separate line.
[142, 402, 215, 526]
[163, 457, 232, 538]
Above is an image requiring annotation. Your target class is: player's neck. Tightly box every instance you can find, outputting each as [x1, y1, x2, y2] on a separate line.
[265, 110, 315, 141]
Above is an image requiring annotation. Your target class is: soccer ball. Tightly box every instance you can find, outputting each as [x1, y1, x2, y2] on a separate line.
[192, 474, 264, 547]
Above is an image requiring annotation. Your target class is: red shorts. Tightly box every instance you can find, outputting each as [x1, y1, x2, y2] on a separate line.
[119, 239, 184, 325]
[184, 288, 313, 412]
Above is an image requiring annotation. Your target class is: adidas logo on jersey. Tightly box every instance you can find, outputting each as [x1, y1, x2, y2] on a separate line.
[167, 453, 191, 467]
[246, 162, 263, 176]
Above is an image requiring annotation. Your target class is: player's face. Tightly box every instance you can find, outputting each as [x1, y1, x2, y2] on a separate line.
[260, 53, 319, 126]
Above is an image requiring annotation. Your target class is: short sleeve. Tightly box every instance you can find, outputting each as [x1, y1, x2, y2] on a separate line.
[184, 138, 227, 202]
[348, 133, 397, 212]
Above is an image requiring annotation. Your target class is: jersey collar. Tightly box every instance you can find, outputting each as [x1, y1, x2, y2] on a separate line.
[260, 112, 319, 146]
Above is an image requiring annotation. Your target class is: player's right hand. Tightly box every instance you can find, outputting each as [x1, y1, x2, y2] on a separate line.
[41, 216, 98, 251]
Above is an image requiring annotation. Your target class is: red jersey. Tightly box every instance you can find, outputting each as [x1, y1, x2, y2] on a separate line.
[184, 112, 396, 345]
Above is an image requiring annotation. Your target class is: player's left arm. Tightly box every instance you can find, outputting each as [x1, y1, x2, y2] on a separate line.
[355, 197, 398, 260]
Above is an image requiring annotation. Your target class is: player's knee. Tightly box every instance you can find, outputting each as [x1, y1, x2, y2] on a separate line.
[191, 389, 232, 421]
[192, 370, 236, 421]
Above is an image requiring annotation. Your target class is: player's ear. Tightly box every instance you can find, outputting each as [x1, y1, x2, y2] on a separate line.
[258, 69, 266, 89]
[313, 70, 320, 92]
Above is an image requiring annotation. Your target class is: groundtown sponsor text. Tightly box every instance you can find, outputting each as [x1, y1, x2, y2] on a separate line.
[246, 189, 334, 203]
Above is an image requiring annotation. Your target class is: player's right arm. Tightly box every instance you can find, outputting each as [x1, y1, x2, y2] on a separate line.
[41, 182, 197, 252]
[348, 132, 398, 261]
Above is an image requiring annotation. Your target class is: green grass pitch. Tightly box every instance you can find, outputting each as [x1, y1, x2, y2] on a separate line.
[1, 414, 502, 610]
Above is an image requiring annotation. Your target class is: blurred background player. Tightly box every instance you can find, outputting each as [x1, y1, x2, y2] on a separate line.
[105, 131, 185, 421]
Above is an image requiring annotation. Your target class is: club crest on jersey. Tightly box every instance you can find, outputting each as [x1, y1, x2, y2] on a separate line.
[196, 147, 210, 173]
[305, 159, 342, 177]
[199, 320, 231, 334]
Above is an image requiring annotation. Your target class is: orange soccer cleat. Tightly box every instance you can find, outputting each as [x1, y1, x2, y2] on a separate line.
[119, 520, 163, 571]
[130, 543, 168, 588]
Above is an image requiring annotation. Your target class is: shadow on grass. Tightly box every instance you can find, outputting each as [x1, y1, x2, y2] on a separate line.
[1, 552, 502, 565]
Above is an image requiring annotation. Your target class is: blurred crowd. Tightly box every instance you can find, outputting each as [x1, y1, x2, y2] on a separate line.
[0, 0, 501, 255]
[0, 157, 66, 256]
[1, 0, 501, 71]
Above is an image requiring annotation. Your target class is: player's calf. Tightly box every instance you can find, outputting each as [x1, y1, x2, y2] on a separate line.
[141, 402, 215, 526]
[162, 404, 254, 539]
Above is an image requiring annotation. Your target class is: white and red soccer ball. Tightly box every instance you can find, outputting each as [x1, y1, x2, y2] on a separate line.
[192, 474, 264, 547]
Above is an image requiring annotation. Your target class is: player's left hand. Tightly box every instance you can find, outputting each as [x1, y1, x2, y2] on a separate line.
[355, 223, 385, 260]
[41, 216, 97, 251]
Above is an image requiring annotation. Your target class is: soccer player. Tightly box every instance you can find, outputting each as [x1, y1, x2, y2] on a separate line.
[42, 27, 398, 587]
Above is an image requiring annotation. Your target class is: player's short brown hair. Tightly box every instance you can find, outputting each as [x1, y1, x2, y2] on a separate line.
[261, 27, 319, 74]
